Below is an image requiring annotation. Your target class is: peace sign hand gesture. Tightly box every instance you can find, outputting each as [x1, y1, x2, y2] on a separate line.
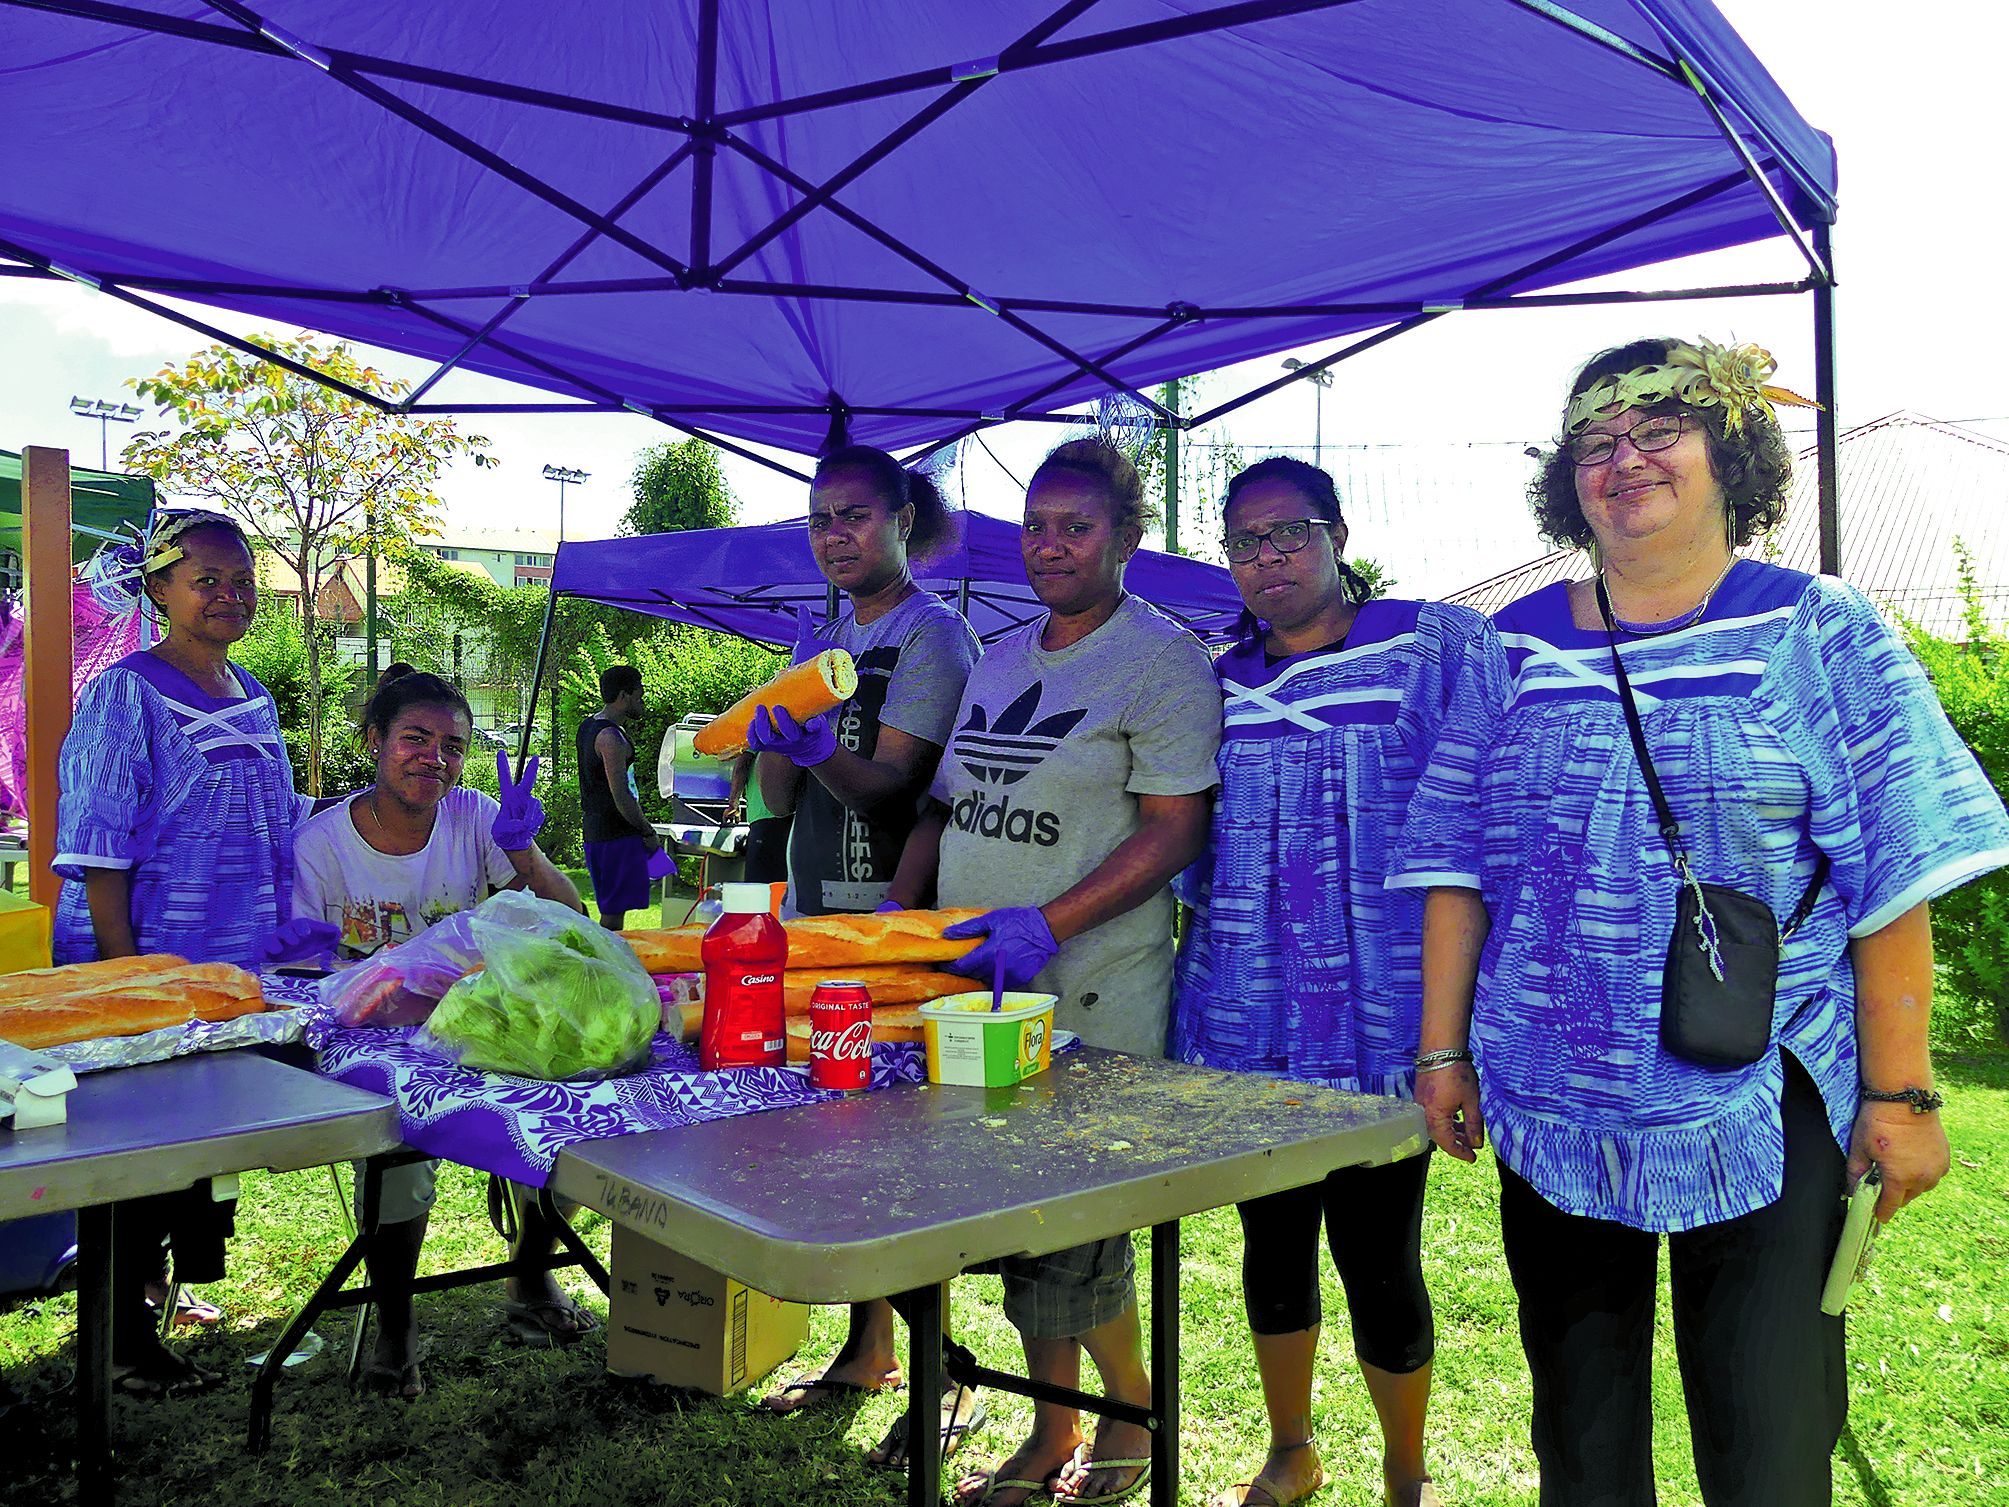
[493, 749, 546, 853]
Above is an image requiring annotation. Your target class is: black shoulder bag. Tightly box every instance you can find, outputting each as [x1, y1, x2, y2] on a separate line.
[1597, 578, 1829, 1068]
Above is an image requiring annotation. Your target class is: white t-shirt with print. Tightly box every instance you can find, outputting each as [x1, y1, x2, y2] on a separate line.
[294, 786, 520, 959]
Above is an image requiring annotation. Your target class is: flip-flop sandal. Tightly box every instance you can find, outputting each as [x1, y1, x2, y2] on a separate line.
[111, 1351, 221, 1400]
[956, 1466, 1062, 1507]
[359, 1358, 425, 1401]
[759, 1373, 892, 1413]
[500, 1296, 602, 1347]
[1058, 1457, 1150, 1507]
[147, 1292, 224, 1329]
[868, 1384, 990, 1468]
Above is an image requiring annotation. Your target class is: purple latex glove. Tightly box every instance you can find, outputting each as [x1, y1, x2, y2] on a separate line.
[943, 907, 1060, 1000]
[747, 704, 837, 767]
[493, 750, 546, 852]
[790, 606, 838, 667]
[255, 917, 341, 969]
[646, 847, 680, 881]
[875, 901, 904, 914]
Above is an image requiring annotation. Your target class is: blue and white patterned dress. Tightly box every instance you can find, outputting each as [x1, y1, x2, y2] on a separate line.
[1391, 561, 2009, 1232]
[53, 651, 303, 971]
[1173, 599, 1489, 1099]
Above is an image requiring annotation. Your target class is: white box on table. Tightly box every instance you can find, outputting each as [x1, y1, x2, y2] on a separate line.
[605, 1224, 808, 1394]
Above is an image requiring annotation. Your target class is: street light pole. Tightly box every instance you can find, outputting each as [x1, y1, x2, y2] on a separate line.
[540, 464, 588, 777]
[543, 464, 588, 543]
[68, 396, 141, 471]
[1281, 359, 1334, 470]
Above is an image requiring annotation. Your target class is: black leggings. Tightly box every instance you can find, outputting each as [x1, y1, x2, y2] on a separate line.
[1238, 1148, 1434, 1374]
[1498, 1054, 1847, 1507]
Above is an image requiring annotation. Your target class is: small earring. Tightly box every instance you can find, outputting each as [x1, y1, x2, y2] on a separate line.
[1725, 504, 1736, 553]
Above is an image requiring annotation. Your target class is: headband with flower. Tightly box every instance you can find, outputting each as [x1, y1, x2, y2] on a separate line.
[140, 509, 246, 576]
[1562, 338, 1822, 437]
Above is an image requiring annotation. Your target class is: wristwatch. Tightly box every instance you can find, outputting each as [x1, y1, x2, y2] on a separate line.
[1859, 1085, 1945, 1114]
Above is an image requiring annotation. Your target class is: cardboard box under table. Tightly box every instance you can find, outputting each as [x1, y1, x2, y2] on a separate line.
[606, 1224, 809, 1393]
[552, 1048, 1426, 1507]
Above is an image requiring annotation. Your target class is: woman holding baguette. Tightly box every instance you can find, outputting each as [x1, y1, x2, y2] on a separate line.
[891, 437, 1222, 1507]
[753, 444, 981, 1456]
[1171, 458, 1486, 1507]
[51, 510, 329, 1396]
[295, 670, 584, 1396]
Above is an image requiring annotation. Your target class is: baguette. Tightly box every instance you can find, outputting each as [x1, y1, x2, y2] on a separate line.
[693, 650, 859, 758]
[0, 962, 265, 1049]
[624, 908, 984, 975]
[0, 954, 188, 1007]
[669, 967, 969, 1040]
[783, 1006, 927, 1063]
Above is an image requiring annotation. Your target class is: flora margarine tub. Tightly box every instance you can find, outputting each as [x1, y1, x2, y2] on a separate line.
[919, 993, 1056, 1087]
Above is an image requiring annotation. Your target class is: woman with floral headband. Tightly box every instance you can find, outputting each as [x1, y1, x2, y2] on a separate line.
[52, 509, 335, 1397]
[1393, 338, 2009, 1504]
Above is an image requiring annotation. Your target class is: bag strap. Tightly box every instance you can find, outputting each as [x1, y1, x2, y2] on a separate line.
[1594, 574, 1829, 932]
[1594, 576, 1686, 861]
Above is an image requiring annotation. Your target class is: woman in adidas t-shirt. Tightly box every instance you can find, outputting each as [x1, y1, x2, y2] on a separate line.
[294, 670, 585, 1397]
[892, 437, 1222, 1507]
[1172, 457, 1486, 1507]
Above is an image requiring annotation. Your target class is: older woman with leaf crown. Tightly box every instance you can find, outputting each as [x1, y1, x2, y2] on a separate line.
[1392, 338, 2009, 1505]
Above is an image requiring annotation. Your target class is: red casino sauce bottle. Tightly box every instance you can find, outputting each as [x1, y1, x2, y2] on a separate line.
[699, 883, 786, 1070]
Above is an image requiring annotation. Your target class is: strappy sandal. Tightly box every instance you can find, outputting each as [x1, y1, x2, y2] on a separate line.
[1208, 1439, 1324, 1507]
[1057, 1454, 1150, 1507]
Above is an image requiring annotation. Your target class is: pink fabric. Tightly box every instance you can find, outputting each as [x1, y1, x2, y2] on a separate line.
[0, 586, 145, 820]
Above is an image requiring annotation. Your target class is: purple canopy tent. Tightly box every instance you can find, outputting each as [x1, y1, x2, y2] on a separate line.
[1, 2, 1838, 562]
[550, 511, 1245, 648]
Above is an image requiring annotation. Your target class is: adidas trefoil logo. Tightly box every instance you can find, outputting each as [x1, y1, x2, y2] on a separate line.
[955, 682, 1087, 787]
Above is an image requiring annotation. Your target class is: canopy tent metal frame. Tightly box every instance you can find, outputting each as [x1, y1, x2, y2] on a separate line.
[2, 0, 1841, 574]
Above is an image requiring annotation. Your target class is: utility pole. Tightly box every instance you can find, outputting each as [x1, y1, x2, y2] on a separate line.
[1160, 380, 1181, 555]
[364, 500, 379, 683]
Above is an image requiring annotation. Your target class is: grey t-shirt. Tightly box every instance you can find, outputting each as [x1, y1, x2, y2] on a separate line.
[931, 595, 1222, 1056]
[788, 590, 979, 915]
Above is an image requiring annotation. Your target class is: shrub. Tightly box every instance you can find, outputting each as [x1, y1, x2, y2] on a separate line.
[1904, 543, 2009, 1049]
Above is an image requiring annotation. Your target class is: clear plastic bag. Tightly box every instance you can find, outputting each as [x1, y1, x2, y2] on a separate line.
[319, 908, 487, 1028]
[417, 891, 660, 1081]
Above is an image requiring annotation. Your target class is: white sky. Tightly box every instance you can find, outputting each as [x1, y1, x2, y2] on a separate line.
[3, 1, 2005, 596]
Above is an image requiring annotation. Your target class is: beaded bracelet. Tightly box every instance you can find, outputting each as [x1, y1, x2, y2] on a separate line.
[1414, 1048, 1473, 1074]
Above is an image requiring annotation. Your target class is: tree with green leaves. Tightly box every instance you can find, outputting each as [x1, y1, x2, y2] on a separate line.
[623, 437, 736, 536]
[123, 334, 493, 791]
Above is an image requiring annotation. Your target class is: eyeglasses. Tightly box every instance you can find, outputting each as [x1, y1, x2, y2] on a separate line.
[1221, 518, 1335, 564]
[1566, 414, 1692, 468]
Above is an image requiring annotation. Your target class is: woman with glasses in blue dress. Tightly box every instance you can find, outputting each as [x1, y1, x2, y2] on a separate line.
[1173, 457, 1488, 1507]
[1395, 338, 2009, 1505]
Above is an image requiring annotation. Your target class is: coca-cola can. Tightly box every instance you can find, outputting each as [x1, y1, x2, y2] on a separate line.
[809, 980, 873, 1091]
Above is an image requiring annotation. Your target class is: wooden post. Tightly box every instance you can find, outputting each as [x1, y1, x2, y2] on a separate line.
[21, 447, 73, 910]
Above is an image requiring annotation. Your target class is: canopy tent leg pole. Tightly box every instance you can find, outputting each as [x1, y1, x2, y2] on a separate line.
[1813, 222, 1840, 577]
[518, 588, 560, 777]
[22, 446, 72, 911]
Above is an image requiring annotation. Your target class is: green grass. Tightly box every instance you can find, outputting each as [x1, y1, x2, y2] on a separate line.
[4, 1051, 2007, 1505]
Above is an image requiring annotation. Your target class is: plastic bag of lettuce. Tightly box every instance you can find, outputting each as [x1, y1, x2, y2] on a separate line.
[419, 891, 659, 1080]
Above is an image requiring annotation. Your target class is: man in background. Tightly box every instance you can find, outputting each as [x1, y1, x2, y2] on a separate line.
[577, 665, 661, 929]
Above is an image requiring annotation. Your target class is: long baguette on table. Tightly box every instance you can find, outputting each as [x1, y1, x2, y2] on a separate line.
[0, 961, 265, 1050]
[692, 650, 859, 759]
[624, 907, 985, 975]
[0, 954, 189, 1007]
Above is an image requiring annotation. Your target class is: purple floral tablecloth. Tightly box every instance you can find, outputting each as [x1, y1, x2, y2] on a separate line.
[268, 978, 929, 1188]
